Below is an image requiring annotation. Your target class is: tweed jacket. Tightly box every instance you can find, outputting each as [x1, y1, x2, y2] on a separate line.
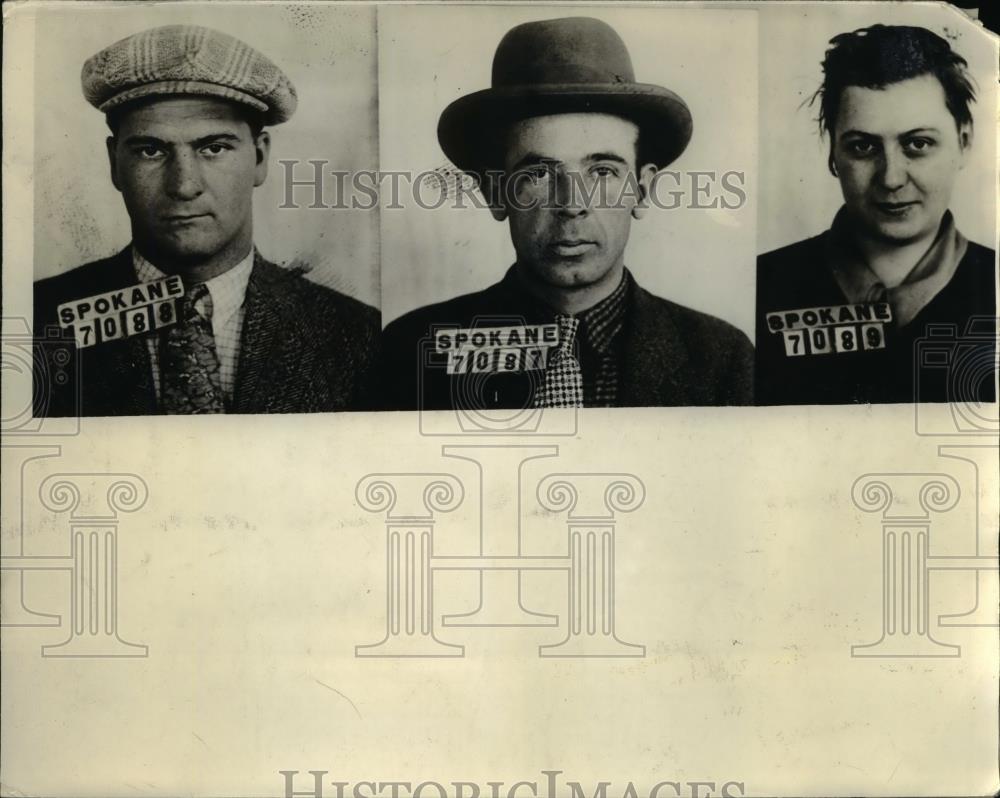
[33, 248, 379, 416]
[377, 273, 754, 410]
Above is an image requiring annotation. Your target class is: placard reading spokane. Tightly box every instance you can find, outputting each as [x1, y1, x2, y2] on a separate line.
[766, 302, 892, 358]
[57, 276, 184, 349]
[435, 324, 560, 374]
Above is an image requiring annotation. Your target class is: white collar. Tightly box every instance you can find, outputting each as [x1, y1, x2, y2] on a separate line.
[132, 247, 254, 329]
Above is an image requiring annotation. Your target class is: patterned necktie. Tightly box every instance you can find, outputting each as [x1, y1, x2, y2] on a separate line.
[535, 314, 584, 408]
[159, 283, 226, 414]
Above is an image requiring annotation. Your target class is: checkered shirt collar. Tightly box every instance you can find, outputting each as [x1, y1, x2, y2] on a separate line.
[575, 268, 631, 354]
[133, 247, 254, 328]
[502, 265, 632, 355]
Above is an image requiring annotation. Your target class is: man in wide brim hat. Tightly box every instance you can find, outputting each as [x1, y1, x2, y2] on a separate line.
[378, 16, 753, 412]
[437, 15, 694, 175]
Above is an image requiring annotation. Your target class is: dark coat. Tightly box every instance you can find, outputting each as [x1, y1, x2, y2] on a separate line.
[376, 275, 754, 410]
[33, 248, 380, 416]
[755, 234, 996, 405]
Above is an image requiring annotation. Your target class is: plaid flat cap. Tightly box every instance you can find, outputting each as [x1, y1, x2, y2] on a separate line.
[81, 25, 297, 124]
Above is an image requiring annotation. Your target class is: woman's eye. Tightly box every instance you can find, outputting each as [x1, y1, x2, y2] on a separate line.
[847, 141, 875, 156]
[904, 138, 935, 154]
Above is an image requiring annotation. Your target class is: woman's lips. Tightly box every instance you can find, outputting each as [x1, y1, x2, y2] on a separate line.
[874, 201, 919, 217]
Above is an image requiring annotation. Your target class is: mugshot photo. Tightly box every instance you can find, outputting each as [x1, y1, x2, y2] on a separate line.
[30, 4, 381, 417]
[755, 4, 998, 406]
[375, 5, 758, 412]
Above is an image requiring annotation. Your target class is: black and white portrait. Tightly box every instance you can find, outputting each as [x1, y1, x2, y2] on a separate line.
[30, 4, 381, 417]
[755, 5, 996, 406]
[376, 6, 758, 411]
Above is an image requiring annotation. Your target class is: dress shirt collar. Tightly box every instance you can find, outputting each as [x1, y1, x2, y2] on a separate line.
[826, 207, 967, 328]
[132, 247, 254, 330]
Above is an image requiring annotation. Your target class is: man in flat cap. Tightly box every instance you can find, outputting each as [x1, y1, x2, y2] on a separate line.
[756, 25, 995, 405]
[33, 25, 378, 417]
[377, 16, 753, 411]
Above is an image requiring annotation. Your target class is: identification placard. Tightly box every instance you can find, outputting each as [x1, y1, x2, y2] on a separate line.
[766, 303, 892, 357]
[435, 324, 560, 375]
[57, 276, 185, 349]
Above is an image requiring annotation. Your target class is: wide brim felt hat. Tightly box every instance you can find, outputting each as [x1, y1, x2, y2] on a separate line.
[437, 17, 693, 174]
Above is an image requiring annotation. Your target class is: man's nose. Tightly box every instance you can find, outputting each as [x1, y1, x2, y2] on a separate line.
[877, 147, 908, 192]
[554, 169, 587, 217]
[165, 150, 204, 200]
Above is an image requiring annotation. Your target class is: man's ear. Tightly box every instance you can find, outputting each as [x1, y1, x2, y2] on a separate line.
[106, 136, 122, 192]
[630, 163, 658, 221]
[483, 172, 508, 222]
[253, 131, 271, 187]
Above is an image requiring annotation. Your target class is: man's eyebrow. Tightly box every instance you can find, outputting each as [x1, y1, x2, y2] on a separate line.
[122, 134, 168, 146]
[121, 132, 243, 147]
[509, 153, 561, 172]
[507, 152, 631, 171]
[190, 132, 243, 146]
[583, 152, 630, 165]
